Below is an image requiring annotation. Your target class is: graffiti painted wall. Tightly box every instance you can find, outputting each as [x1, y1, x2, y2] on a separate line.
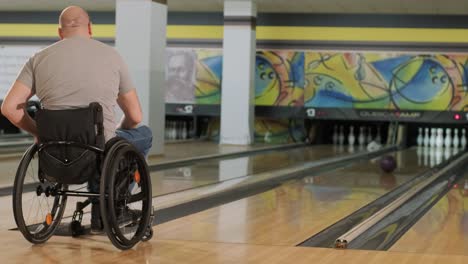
[194, 50, 223, 104]
[304, 52, 468, 111]
[166, 48, 468, 112]
[166, 48, 468, 143]
[255, 51, 304, 106]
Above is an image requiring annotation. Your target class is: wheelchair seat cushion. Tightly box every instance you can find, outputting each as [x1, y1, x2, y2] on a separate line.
[36, 103, 105, 185]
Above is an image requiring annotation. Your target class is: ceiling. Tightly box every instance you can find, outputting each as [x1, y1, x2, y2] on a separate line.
[0, 0, 468, 15]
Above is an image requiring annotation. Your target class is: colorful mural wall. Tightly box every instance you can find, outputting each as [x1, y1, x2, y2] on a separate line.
[304, 53, 468, 111]
[166, 48, 307, 143]
[255, 51, 304, 107]
[195, 50, 223, 104]
[166, 48, 468, 111]
[166, 48, 468, 143]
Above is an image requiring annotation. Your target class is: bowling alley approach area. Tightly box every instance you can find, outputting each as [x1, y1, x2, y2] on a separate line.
[3, 0, 468, 263]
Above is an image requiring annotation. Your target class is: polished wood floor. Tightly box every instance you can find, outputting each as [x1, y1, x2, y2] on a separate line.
[153, 148, 434, 246]
[1, 231, 468, 264]
[148, 141, 294, 164]
[0, 140, 285, 163]
[0, 140, 288, 188]
[1, 145, 467, 263]
[149, 145, 347, 197]
[390, 177, 468, 255]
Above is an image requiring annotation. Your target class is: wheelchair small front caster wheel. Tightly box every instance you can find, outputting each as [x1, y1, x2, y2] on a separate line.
[70, 220, 84, 237]
[141, 227, 153, 242]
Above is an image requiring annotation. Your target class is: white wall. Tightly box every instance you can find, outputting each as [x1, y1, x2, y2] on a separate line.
[0, 45, 43, 99]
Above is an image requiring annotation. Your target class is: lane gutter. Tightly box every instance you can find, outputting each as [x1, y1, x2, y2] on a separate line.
[298, 149, 465, 248]
[333, 150, 468, 250]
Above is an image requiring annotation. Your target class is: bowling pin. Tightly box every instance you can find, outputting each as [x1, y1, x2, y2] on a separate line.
[423, 127, 430, 147]
[176, 121, 181, 140]
[348, 125, 355, 145]
[461, 128, 467, 149]
[367, 127, 373, 144]
[444, 148, 451, 161]
[430, 128, 436, 148]
[453, 146, 460, 156]
[177, 121, 181, 140]
[435, 148, 443, 164]
[417, 146, 423, 166]
[166, 121, 170, 140]
[172, 121, 177, 140]
[430, 147, 436, 167]
[444, 128, 452, 149]
[170, 121, 174, 140]
[164, 121, 169, 139]
[453, 128, 460, 148]
[188, 121, 194, 139]
[348, 144, 355, 153]
[423, 146, 429, 166]
[375, 126, 382, 144]
[435, 128, 443, 148]
[182, 121, 188, 140]
[358, 126, 366, 146]
[416, 127, 423, 146]
[332, 125, 338, 145]
[173, 121, 178, 140]
[338, 126, 345, 145]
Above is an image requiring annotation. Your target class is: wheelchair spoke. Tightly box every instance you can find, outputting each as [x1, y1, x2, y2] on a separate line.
[26, 158, 37, 184]
[24, 195, 35, 226]
[14, 145, 67, 243]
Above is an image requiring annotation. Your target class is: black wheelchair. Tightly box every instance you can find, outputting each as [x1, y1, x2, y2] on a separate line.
[12, 102, 154, 250]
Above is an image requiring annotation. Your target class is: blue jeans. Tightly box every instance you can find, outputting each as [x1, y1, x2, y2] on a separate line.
[116, 125, 153, 157]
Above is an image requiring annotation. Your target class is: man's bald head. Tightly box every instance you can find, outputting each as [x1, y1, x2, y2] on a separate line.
[58, 6, 92, 39]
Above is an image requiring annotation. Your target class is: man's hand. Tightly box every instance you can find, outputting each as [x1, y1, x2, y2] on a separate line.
[117, 89, 143, 129]
[1, 81, 38, 137]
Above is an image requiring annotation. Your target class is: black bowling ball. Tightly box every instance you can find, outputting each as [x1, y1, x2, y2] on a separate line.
[379, 155, 397, 173]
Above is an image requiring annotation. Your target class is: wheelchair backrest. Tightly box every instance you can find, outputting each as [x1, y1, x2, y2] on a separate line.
[36, 102, 105, 184]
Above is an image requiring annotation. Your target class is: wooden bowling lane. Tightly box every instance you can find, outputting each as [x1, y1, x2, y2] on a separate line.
[0, 143, 328, 194]
[2, 230, 468, 263]
[0, 148, 463, 263]
[149, 145, 353, 197]
[148, 141, 302, 164]
[389, 173, 468, 255]
[0, 145, 351, 230]
[0, 141, 300, 189]
[152, 148, 439, 246]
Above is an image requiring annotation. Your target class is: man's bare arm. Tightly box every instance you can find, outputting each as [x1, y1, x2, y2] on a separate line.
[117, 89, 143, 129]
[1, 81, 38, 137]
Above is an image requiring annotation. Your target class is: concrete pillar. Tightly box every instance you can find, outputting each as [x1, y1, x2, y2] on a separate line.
[115, 0, 167, 155]
[220, 0, 257, 145]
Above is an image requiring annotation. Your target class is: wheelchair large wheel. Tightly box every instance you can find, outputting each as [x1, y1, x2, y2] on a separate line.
[13, 144, 67, 244]
[100, 140, 152, 250]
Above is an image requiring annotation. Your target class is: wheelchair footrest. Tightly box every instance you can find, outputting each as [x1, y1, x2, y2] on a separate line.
[70, 220, 85, 237]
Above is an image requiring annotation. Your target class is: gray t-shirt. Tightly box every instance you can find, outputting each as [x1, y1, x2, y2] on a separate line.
[16, 36, 134, 141]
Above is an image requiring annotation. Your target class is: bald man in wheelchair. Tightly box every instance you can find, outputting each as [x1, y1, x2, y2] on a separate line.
[1, 6, 153, 235]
